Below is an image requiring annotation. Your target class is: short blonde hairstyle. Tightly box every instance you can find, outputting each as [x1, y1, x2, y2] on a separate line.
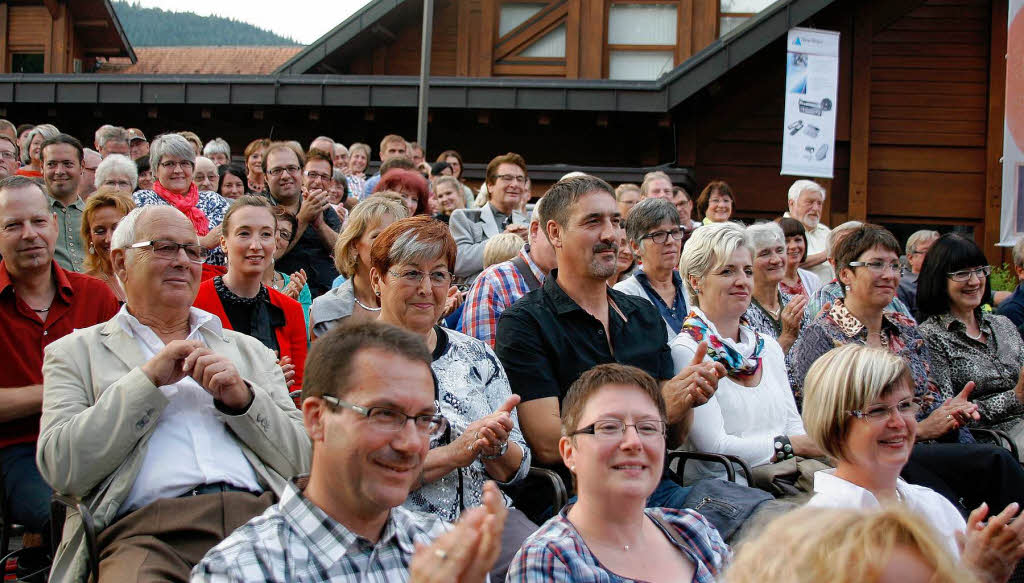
[679, 221, 752, 307]
[483, 232, 525, 267]
[639, 171, 671, 197]
[614, 183, 640, 202]
[349, 142, 371, 159]
[801, 344, 912, 462]
[333, 197, 408, 277]
[725, 506, 977, 583]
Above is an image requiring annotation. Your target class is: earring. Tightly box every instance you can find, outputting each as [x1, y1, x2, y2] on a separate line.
[88, 243, 95, 254]
[570, 465, 576, 473]
[844, 285, 851, 292]
[375, 290, 381, 297]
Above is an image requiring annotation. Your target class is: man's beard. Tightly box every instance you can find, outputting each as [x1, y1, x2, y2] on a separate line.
[802, 214, 819, 229]
[588, 241, 619, 279]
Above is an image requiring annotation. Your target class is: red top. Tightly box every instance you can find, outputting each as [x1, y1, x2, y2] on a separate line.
[0, 261, 120, 448]
[15, 168, 42, 178]
[193, 278, 307, 399]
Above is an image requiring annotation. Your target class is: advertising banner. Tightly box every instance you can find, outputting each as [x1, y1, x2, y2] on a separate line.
[1001, 0, 1024, 245]
[781, 27, 840, 179]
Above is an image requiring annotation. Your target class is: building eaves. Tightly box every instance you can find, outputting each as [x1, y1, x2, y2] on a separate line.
[102, 0, 137, 63]
[0, 74, 665, 112]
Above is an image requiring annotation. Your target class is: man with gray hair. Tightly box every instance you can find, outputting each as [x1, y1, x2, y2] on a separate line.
[78, 148, 102, 199]
[997, 236, 1024, 333]
[94, 125, 130, 159]
[804, 220, 914, 320]
[784, 179, 833, 282]
[37, 204, 310, 582]
[458, 197, 557, 347]
[0, 134, 19, 179]
[898, 229, 939, 316]
[0, 119, 16, 142]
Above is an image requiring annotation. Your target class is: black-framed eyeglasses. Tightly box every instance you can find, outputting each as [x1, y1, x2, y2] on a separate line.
[158, 160, 194, 171]
[570, 419, 667, 440]
[848, 260, 904, 276]
[847, 397, 921, 424]
[268, 165, 301, 177]
[947, 265, 991, 282]
[303, 170, 331, 182]
[494, 174, 527, 184]
[321, 395, 448, 438]
[129, 239, 209, 263]
[640, 227, 685, 245]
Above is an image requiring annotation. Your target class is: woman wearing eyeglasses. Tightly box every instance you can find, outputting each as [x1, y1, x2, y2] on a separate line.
[613, 198, 688, 341]
[508, 363, 728, 582]
[917, 234, 1024, 452]
[802, 344, 1024, 583]
[789, 224, 1024, 519]
[193, 196, 307, 394]
[745, 222, 808, 354]
[133, 133, 230, 267]
[369, 215, 535, 581]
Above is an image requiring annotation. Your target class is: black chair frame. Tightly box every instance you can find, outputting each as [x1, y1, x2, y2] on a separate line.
[665, 450, 754, 486]
[50, 494, 100, 583]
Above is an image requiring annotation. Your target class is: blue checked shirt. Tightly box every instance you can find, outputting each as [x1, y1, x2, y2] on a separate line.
[458, 247, 546, 348]
[191, 476, 449, 583]
[506, 506, 729, 582]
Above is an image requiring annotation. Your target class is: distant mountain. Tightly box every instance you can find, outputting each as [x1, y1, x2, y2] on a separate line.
[112, 2, 301, 47]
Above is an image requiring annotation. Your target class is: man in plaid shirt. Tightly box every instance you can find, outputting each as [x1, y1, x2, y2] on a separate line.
[192, 322, 507, 582]
[459, 200, 557, 347]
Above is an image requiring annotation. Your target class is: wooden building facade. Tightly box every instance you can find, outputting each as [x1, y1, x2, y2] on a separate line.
[0, 0, 135, 74]
[0, 0, 1009, 259]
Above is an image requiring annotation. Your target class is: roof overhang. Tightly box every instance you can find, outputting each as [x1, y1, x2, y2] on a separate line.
[2, 0, 836, 113]
[71, 0, 137, 63]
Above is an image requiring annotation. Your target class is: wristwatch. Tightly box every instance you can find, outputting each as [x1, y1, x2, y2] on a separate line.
[480, 440, 508, 460]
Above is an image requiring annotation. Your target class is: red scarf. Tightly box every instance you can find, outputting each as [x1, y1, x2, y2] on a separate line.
[153, 181, 210, 236]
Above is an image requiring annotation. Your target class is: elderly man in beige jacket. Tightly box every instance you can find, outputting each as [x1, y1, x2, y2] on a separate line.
[37, 205, 311, 582]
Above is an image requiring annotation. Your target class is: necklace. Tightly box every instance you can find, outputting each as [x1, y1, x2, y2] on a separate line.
[354, 295, 382, 312]
[966, 328, 984, 341]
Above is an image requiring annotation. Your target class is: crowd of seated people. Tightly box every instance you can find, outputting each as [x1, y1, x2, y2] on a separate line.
[2, 117, 1024, 582]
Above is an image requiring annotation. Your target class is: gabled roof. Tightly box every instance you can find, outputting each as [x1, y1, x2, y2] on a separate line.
[73, 0, 137, 63]
[3, 0, 836, 113]
[100, 47, 303, 75]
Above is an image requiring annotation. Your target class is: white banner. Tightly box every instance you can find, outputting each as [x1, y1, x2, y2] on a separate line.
[1000, 0, 1024, 245]
[781, 28, 840, 179]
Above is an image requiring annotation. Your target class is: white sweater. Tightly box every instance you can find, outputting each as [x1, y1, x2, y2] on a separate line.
[669, 324, 804, 483]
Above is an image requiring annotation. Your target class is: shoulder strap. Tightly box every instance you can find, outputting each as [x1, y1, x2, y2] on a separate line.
[511, 255, 541, 292]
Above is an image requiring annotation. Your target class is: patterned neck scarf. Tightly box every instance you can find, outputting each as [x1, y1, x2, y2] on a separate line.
[680, 307, 765, 378]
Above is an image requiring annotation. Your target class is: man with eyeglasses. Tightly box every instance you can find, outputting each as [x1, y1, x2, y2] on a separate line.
[38, 204, 310, 582]
[41, 133, 87, 272]
[0, 135, 19, 179]
[265, 144, 341, 298]
[897, 229, 939, 316]
[0, 176, 118, 574]
[194, 321, 507, 582]
[450, 153, 530, 283]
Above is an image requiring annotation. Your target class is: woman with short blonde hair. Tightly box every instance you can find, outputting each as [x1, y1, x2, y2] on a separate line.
[308, 197, 407, 338]
[483, 232, 526, 268]
[802, 344, 1024, 583]
[725, 506, 978, 583]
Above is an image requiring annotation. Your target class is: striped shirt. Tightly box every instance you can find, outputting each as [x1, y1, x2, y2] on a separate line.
[459, 247, 546, 348]
[191, 477, 449, 583]
[506, 506, 729, 583]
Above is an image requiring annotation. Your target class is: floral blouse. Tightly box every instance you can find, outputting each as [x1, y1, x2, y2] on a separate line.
[132, 189, 231, 266]
[744, 289, 810, 340]
[404, 327, 531, 523]
[919, 310, 1024, 433]
[787, 299, 973, 444]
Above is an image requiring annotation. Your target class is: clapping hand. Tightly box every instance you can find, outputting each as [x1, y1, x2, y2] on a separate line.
[282, 269, 307, 300]
[453, 395, 519, 466]
[958, 502, 1024, 583]
[663, 342, 727, 421]
[277, 355, 296, 387]
[410, 481, 508, 583]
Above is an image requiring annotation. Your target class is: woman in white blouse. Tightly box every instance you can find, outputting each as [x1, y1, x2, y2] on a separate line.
[669, 222, 821, 484]
[802, 344, 1024, 583]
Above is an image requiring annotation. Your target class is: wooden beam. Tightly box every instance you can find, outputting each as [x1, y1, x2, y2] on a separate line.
[42, 0, 58, 19]
[578, 0, 603, 78]
[847, 1, 871, 222]
[677, 0, 692, 63]
[983, 0, 1008, 263]
[74, 20, 109, 28]
[565, 0, 579, 78]
[478, 0, 495, 76]
[494, 2, 567, 60]
[456, 0, 471, 76]
[0, 4, 8, 74]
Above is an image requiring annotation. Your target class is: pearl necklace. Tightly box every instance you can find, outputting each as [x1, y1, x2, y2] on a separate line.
[354, 295, 382, 312]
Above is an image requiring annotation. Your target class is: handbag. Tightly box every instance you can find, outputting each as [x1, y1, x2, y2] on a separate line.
[750, 456, 833, 498]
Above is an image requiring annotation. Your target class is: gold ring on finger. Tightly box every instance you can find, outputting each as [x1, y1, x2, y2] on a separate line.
[434, 549, 448, 560]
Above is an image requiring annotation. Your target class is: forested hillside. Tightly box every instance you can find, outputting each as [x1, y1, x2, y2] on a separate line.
[112, 2, 300, 46]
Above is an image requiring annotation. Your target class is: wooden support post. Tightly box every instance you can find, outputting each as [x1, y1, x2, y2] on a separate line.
[984, 0, 1008, 264]
[847, 1, 871, 222]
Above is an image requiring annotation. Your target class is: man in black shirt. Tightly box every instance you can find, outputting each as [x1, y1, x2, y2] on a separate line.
[266, 144, 342, 298]
[495, 175, 725, 508]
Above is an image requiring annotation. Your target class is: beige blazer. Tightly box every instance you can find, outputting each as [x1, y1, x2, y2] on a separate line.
[37, 315, 312, 583]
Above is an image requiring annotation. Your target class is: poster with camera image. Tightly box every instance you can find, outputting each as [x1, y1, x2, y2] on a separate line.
[781, 27, 839, 178]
